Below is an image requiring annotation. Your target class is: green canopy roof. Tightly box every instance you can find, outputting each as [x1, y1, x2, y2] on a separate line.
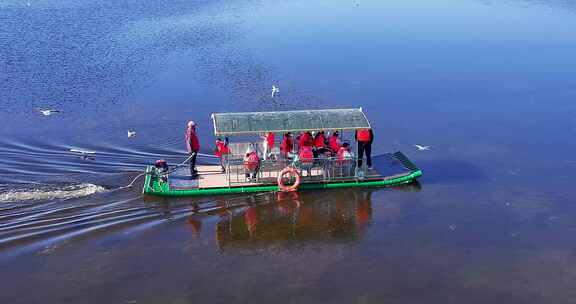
[212, 108, 371, 136]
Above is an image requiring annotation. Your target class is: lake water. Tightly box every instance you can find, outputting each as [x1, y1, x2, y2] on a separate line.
[1, 0, 576, 303]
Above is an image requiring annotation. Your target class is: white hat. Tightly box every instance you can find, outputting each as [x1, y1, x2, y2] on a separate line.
[187, 121, 196, 128]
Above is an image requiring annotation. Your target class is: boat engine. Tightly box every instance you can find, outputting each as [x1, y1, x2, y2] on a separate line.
[154, 159, 169, 182]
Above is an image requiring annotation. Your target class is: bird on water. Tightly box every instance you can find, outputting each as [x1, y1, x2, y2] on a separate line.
[37, 109, 61, 116]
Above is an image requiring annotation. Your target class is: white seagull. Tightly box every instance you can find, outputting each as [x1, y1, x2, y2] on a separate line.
[37, 109, 61, 116]
[70, 149, 96, 160]
[414, 145, 430, 151]
[271, 85, 279, 98]
[127, 130, 136, 138]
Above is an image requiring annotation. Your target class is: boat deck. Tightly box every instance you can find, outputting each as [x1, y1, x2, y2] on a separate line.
[168, 154, 412, 190]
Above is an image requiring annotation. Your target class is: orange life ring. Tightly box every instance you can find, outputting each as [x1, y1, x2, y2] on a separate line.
[278, 166, 301, 192]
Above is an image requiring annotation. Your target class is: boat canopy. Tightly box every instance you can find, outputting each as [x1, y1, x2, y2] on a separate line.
[211, 108, 371, 136]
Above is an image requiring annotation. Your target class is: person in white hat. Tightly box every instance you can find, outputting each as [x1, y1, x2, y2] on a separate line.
[185, 121, 200, 176]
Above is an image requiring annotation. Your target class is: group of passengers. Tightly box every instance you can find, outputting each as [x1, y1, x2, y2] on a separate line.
[185, 120, 374, 179]
[280, 131, 350, 161]
[242, 129, 373, 180]
[281, 130, 373, 168]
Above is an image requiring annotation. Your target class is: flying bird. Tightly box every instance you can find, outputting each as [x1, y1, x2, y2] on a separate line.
[414, 145, 430, 151]
[37, 109, 61, 116]
[127, 130, 136, 138]
[271, 85, 279, 98]
[70, 149, 96, 160]
[69, 149, 96, 154]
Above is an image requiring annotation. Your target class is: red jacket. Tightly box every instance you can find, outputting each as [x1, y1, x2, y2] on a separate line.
[185, 128, 200, 153]
[299, 132, 313, 148]
[356, 129, 373, 143]
[214, 140, 230, 157]
[329, 135, 340, 152]
[313, 134, 326, 148]
[281, 136, 293, 154]
[244, 152, 260, 170]
[266, 133, 275, 149]
[337, 147, 352, 164]
[299, 146, 314, 163]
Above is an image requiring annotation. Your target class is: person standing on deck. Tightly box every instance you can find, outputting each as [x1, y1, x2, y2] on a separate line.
[185, 121, 200, 176]
[355, 128, 374, 169]
[261, 132, 275, 160]
[280, 132, 294, 158]
[215, 137, 230, 173]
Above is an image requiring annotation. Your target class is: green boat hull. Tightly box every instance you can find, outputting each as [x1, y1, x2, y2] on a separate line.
[142, 166, 423, 197]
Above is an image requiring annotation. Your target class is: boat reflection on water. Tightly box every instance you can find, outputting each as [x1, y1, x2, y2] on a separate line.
[208, 183, 415, 250]
[177, 180, 421, 249]
[187, 216, 203, 238]
[214, 190, 373, 250]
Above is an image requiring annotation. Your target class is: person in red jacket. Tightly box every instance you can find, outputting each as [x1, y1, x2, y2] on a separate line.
[313, 131, 326, 149]
[337, 142, 354, 176]
[299, 145, 314, 176]
[214, 137, 230, 173]
[298, 131, 313, 150]
[313, 131, 329, 157]
[337, 142, 353, 165]
[244, 144, 260, 181]
[185, 121, 200, 176]
[261, 132, 275, 160]
[328, 131, 341, 154]
[280, 132, 294, 157]
[355, 128, 374, 169]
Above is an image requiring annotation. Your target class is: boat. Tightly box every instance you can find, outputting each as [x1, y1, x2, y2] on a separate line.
[142, 108, 422, 197]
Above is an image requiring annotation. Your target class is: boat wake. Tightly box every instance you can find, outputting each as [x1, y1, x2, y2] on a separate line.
[0, 185, 276, 257]
[0, 183, 107, 203]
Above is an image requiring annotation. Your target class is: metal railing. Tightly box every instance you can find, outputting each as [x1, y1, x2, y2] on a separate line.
[224, 154, 367, 185]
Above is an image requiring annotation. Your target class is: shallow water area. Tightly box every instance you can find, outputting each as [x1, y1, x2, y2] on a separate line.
[1, 0, 576, 303]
